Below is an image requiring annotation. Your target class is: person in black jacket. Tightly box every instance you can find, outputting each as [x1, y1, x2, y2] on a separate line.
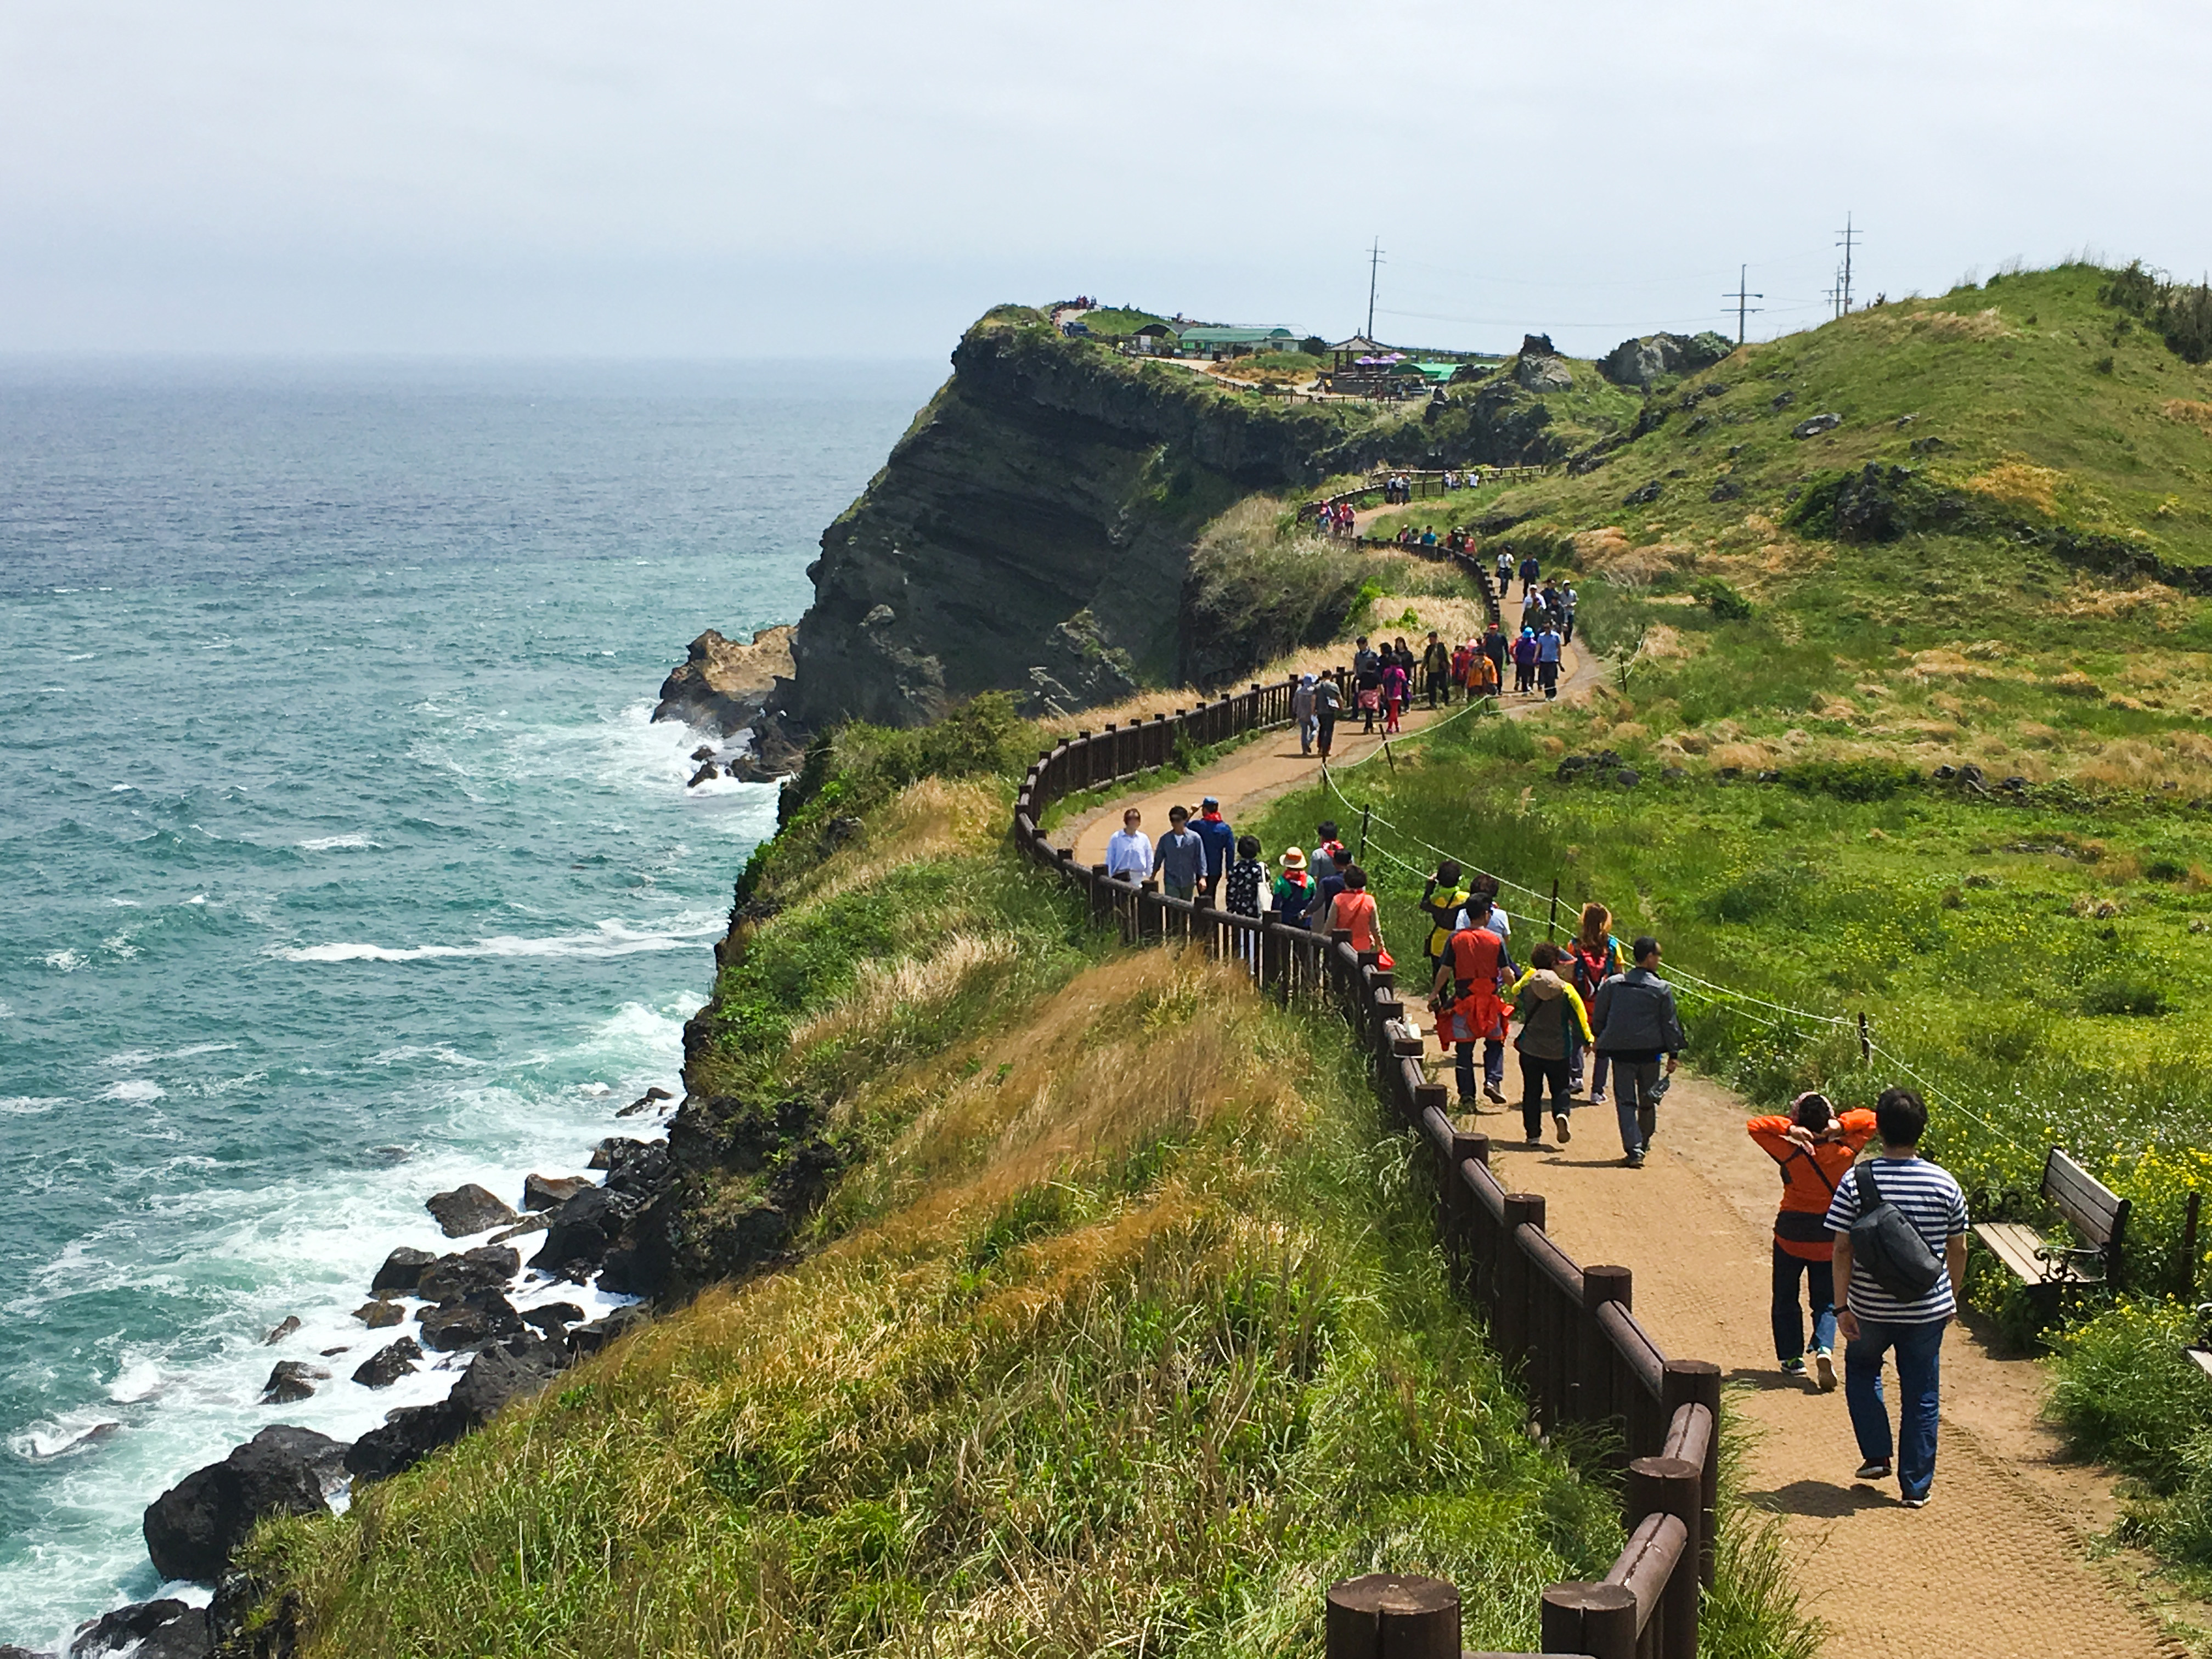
[1589, 935, 1688, 1167]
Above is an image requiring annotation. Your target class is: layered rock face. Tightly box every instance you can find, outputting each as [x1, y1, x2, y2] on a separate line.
[766, 312, 1362, 736]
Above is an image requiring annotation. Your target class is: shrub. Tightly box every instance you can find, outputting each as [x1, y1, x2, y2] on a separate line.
[1781, 758, 1918, 802]
[2080, 977, 2171, 1017]
[2051, 1300, 2212, 1479]
[1695, 578, 1753, 619]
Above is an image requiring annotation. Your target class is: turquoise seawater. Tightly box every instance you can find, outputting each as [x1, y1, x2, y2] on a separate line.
[0, 357, 938, 1647]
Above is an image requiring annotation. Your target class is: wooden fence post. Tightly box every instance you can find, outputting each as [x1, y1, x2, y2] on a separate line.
[1539, 1581, 1637, 1659]
[1581, 1264, 1632, 1437]
[1324, 1575, 1459, 1659]
[1627, 1455, 1703, 1659]
[1662, 1359, 1723, 1586]
[1498, 1193, 1544, 1372]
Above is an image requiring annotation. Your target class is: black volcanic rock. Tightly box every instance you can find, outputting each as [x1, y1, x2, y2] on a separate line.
[370, 1246, 435, 1293]
[417, 1288, 521, 1352]
[143, 1426, 347, 1583]
[351, 1337, 423, 1389]
[415, 1245, 520, 1305]
[259, 1361, 328, 1404]
[522, 1172, 591, 1211]
[69, 1598, 187, 1657]
[344, 1402, 461, 1483]
[425, 1183, 518, 1238]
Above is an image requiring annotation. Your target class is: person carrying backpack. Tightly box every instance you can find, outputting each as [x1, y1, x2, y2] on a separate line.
[1420, 860, 1471, 985]
[1822, 1087, 1968, 1507]
[1565, 904, 1626, 1102]
[1748, 1091, 1877, 1389]
[1509, 941, 1592, 1144]
[1314, 674, 1342, 760]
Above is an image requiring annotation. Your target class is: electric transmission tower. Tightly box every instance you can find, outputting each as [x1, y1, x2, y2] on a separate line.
[1724, 265, 1764, 345]
[1836, 213, 1861, 313]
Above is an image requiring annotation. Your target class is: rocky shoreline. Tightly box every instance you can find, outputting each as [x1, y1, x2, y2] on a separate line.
[651, 624, 800, 782]
[27, 1093, 684, 1659]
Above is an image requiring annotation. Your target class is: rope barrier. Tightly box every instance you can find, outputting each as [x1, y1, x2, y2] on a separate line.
[1318, 774, 2047, 1156]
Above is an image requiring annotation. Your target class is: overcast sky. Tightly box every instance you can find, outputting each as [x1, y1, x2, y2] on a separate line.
[4, 0, 2209, 362]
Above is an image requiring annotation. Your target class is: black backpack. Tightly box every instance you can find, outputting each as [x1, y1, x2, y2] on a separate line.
[1850, 1166, 1943, 1299]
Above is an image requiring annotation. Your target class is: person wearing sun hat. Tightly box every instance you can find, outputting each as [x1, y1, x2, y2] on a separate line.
[1272, 846, 1313, 928]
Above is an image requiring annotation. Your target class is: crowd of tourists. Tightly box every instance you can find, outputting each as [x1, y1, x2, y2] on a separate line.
[1104, 801, 1971, 1505]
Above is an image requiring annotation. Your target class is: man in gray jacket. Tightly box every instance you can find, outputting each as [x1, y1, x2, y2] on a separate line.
[1153, 805, 1206, 902]
[1589, 935, 1688, 1167]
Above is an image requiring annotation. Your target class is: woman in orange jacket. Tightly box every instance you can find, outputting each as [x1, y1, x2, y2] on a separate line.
[1747, 1091, 1877, 1389]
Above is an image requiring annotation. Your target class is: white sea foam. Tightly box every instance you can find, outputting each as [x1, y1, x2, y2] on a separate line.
[297, 833, 379, 852]
[99, 1080, 166, 1104]
[274, 915, 722, 964]
[105, 1359, 164, 1404]
[43, 950, 86, 973]
[0, 1097, 61, 1116]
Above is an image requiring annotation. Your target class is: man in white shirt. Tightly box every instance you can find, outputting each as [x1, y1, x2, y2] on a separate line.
[1104, 807, 1153, 882]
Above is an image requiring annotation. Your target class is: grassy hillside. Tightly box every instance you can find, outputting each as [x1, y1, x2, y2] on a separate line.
[1240, 261, 2212, 1603]
[238, 728, 1814, 1658]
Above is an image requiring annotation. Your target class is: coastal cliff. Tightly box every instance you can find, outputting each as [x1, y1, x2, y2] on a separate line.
[763, 308, 1356, 737]
[757, 312, 1371, 737]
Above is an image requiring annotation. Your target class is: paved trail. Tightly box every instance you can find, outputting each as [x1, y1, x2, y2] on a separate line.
[1062, 640, 2183, 1658]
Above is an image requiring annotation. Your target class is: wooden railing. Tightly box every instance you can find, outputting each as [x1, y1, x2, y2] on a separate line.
[1013, 692, 1719, 1659]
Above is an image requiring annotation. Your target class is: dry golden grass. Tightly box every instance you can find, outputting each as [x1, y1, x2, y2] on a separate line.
[2049, 573, 2181, 619]
[788, 933, 1019, 1056]
[1962, 460, 2064, 518]
[789, 776, 1003, 906]
[2162, 398, 2212, 433]
[1866, 307, 2013, 343]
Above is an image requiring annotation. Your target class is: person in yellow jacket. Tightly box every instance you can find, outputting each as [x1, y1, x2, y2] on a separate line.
[1508, 942, 1593, 1146]
[1420, 859, 1471, 985]
[1747, 1091, 1878, 1389]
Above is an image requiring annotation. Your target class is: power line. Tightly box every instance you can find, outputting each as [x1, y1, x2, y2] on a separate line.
[1724, 264, 1764, 346]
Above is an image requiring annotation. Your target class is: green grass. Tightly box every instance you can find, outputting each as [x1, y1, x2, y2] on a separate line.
[1075, 305, 1172, 338]
[236, 944, 1815, 1658]
[1469, 264, 2212, 566]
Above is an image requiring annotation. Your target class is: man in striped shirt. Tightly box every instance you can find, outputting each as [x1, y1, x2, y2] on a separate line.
[1822, 1087, 1969, 1508]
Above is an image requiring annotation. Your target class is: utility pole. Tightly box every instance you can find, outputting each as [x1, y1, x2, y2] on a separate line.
[1365, 237, 1384, 340]
[1724, 264, 1764, 345]
[1836, 213, 1860, 314]
[1824, 266, 1845, 320]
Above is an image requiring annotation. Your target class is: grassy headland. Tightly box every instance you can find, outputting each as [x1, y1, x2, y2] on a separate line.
[239, 708, 1814, 1657]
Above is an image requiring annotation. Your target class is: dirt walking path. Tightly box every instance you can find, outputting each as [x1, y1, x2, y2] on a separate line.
[1067, 643, 1597, 872]
[1059, 643, 2187, 1657]
[1468, 1076, 2180, 1657]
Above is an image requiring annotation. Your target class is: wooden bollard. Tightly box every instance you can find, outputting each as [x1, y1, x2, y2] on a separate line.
[1324, 1573, 1459, 1659]
[1498, 1192, 1544, 1369]
[1663, 1358, 1723, 1585]
[1627, 1454, 1703, 1659]
[1581, 1264, 1633, 1433]
[1539, 1581, 1637, 1659]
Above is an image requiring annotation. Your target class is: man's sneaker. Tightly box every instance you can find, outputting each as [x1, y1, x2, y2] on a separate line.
[1589, 1089, 1607, 1107]
[1901, 1494, 1929, 1509]
[1780, 1357, 1807, 1377]
[1855, 1459, 1892, 1481]
[1554, 1112, 1572, 1143]
[1814, 1350, 1837, 1392]
[1626, 1149, 1646, 1168]
[1483, 1082, 1507, 1105]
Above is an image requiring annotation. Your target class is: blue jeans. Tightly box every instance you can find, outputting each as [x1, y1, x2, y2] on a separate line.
[1568, 1046, 1609, 1096]
[1771, 1245, 1836, 1363]
[1844, 1316, 1946, 1499]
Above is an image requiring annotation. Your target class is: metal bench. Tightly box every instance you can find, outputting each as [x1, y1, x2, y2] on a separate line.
[1972, 1148, 2128, 1313]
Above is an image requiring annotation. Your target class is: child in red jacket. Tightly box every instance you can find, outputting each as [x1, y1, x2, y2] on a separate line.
[1747, 1091, 1878, 1389]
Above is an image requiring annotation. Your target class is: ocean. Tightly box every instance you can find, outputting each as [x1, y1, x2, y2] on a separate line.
[0, 355, 940, 1649]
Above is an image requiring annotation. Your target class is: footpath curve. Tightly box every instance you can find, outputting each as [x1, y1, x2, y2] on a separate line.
[1049, 653, 2182, 1658]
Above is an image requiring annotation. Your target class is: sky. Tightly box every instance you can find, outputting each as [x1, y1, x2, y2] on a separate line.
[3, 0, 2210, 362]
